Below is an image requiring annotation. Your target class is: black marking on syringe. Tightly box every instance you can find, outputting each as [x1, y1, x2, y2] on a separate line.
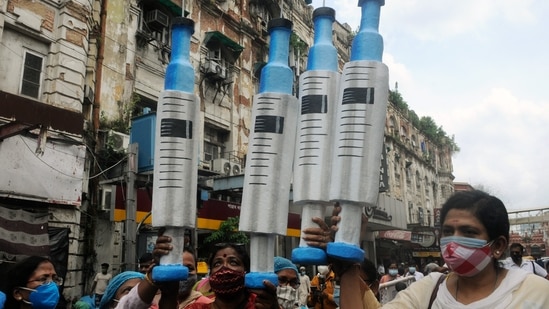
[160, 119, 193, 138]
[159, 156, 190, 160]
[337, 154, 363, 158]
[251, 151, 277, 155]
[301, 125, 322, 130]
[302, 118, 322, 122]
[341, 123, 370, 127]
[252, 144, 272, 147]
[254, 115, 285, 134]
[159, 185, 184, 188]
[302, 95, 328, 114]
[347, 64, 376, 69]
[300, 147, 320, 151]
[342, 87, 375, 104]
[250, 165, 268, 168]
[160, 141, 184, 144]
[249, 183, 267, 185]
[300, 133, 327, 137]
[303, 75, 330, 80]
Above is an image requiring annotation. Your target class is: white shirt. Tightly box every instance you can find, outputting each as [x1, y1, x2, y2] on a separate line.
[504, 257, 548, 278]
[406, 271, 424, 281]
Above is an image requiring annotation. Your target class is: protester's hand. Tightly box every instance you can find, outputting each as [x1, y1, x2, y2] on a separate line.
[250, 280, 280, 309]
[152, 228, 173, 262]
[302, 203, 341, 249]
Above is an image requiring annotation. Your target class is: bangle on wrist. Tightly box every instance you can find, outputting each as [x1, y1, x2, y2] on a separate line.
[145, 271, 158, 287]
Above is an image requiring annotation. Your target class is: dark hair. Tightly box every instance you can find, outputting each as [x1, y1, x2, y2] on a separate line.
[207, 243, 250, 272]
[183, 246, 197, 266]
[509, 243, 524, 252]
[441, 190, 509, 265]
[138, 253, 154, 264]
[395, 282, 407, 292]
[0, 256, 53, 308]
[360, 258, 379, 282]
[101, 263, 109, 268]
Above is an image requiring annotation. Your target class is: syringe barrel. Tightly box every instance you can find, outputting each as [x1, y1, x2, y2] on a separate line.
[293, 70, 340, 203]
[239, 93, 298, 235]
[329, 60, 389, 207]
[152, 90, 200, 228]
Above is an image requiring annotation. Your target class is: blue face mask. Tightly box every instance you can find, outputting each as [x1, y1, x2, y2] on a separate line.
[21, 281, 60, 309]
[388, 269, 398, 276]
[408, 267, 416, 274]
[440, 236, 488, 248]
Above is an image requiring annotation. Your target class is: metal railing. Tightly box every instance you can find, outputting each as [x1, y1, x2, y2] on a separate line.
[378, 275, 416, 304]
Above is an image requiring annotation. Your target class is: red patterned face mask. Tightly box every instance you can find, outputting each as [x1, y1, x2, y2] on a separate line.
[209, 266, 246, 299]
[441, 236, 494, 277]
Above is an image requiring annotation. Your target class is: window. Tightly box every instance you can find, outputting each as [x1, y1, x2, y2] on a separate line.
[20, 51, 43, 98]
[203, 125, 229, 162]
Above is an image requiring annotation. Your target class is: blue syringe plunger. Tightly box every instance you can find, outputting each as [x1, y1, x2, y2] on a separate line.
[307, 7, 338, 71]
[259, 18, 294, 94]
[164, 17, 195, 92]
[352, 0, 385, 62]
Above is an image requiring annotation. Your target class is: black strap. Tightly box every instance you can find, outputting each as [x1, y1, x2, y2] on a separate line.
[428, 274, 447, 309]
[532, 261, 537, 275]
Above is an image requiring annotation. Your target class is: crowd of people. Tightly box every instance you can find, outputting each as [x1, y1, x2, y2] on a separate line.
[2, 190, 549, 308]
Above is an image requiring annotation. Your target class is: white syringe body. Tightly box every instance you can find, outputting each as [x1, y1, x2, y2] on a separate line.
[239, 92, 298, 236]
[152, 90, 200, 265]
[293, 70, 340, 248]
[329, 60, 389, 247]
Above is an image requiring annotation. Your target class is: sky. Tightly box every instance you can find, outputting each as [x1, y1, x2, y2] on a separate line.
[311, 0, 549, 211]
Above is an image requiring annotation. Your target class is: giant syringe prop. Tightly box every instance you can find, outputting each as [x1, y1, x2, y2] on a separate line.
[327, 0, 389, 262]
[291, 7, 339, 266]
[239, 18, 298, 288]
[151, 16, 199, 281]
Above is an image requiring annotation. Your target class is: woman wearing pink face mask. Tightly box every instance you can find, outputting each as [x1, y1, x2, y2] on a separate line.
[333, 190, 549, 308]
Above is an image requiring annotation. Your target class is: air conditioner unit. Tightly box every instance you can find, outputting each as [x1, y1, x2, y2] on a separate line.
[211, 158, 232, 175]
[145, 9, 169, 29]
[100, 185, 116, 211]
[108, 130, 130, 152]
[201, 161, 211, 170]
[205, 59, 226, 79]
[83, 84, 94, 105]
[231, 163, 242, 175]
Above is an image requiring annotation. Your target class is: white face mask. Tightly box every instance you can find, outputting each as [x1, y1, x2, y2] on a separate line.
[277, 285, 298, 309]
[317, 265, 329, 276]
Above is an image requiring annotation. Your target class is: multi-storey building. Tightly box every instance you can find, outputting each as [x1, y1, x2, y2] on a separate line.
[0, 0, 456, 303]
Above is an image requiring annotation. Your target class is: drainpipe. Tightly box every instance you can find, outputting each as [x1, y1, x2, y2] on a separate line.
[93, 0, 107, 140]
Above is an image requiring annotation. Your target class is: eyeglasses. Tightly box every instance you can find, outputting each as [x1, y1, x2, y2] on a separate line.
[278, 277, 300, 288]
[28, 275, 63, 286]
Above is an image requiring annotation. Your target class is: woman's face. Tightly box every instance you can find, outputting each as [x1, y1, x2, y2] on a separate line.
[15, 261, 58, 303]
[210, 247, 245, 274]
[441, 209, 489, 241]
[26, 261, 58, 289]
[112, 278, 142, 307]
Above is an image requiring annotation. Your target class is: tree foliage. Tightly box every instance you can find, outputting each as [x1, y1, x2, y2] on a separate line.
[389, 90, 459, 153]
[203, 216, 249, 245]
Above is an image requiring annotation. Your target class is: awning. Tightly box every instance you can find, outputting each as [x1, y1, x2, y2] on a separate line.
[204, 31, 244, 63]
